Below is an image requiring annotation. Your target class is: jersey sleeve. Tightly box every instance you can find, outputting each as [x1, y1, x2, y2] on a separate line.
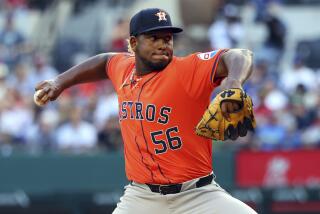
[106, 53, 124, 83]
[175, 49, 227, 100]
[106, 53, 134, 91]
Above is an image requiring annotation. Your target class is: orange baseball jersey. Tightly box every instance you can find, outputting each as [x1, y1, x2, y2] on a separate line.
[107, 49, 226, 184]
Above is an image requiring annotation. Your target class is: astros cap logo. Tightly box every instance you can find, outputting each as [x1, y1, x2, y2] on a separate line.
[155, 11, 167, 22]
[129, 8, 183, 36]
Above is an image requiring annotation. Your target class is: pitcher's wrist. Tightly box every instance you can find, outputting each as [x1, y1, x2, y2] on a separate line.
[222, 78, 242, 89]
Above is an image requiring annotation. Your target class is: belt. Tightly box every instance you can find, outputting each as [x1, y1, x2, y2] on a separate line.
[146, 174, 214, 195]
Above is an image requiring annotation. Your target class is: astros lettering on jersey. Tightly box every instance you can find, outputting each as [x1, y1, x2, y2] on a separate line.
[107, 49, 226, 184]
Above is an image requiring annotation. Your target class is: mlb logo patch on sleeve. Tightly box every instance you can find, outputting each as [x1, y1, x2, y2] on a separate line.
[197, 51, 217, 60]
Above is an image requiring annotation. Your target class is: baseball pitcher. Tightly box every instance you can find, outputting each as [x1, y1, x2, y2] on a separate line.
[35, 8, 257, 214]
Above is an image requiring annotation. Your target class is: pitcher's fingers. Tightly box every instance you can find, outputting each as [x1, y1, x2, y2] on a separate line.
[227, 102, 241, 113]
[48, 90, 58, 101]
[227, 103, 235, 113]
[40, 93, 49, 103]
[232, 102, 241, 111]
[35, 80, 49, 91]
[36, 87, 49, 99]
[221, 102, 228, 114]
[222, 111, 231, 121]
[221, 103, 231, 121]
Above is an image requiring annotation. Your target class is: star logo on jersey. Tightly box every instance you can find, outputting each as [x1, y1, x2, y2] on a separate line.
[155, 11, 167, 22]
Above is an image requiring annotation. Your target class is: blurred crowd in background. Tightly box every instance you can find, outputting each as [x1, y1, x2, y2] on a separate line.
[0, 0, 319, 155]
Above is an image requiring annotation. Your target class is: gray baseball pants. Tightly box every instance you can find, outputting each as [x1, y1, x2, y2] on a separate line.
[113, 176, 257, 214]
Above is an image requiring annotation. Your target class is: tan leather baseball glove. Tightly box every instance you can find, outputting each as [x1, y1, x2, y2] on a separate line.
[195, 88, 256, 141]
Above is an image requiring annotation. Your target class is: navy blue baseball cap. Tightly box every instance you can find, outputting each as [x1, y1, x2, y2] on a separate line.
[130, 8, 183, 36]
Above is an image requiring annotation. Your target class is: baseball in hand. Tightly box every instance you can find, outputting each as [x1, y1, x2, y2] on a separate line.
[33, 89, 49, 106]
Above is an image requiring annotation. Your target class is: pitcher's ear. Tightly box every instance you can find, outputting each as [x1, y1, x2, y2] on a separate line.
[129, 36, 138, 52]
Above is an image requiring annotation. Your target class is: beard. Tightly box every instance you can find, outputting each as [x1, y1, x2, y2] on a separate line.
[136, 46, 172, 71]
[141, 57, 170, 71]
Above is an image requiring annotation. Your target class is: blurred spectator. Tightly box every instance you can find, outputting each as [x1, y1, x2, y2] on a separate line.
[262, 80, 289, 111]
[27, 0, 51, 11]
[27, 53, 58, 89]
[55, 94, 74, 124]
[261, 14, 286, 66]
[94, 89, 119, 130]
[98, 116, 122, 151]
[26, 109, 59, 152]
[73, 0, 98, 14]
[301, 125, 320, 148]
[292, 104, 316, 130]
[264, 88, 288, 111]
[274, 110, 301, 149]
[7, 61, 33, 96]
[0, 0, 27, 14]
[264, 14, 286, 49]
[5, 0, 26, 9]
[255, 113, 287, 150]
[0, 13, 26, 68]
[290, 83, 318, 130]
[55, 106, 97, 153]
[52, 38, 84, 72]
[108, 18, 130, 52]
[0, 63, 9, 101]
[208, 4, 244, 49]
[244, 60, 270, 107]
[290, 84, 307, 107]
[0, 87, 33, 144]
[0, 64, 10, 144]
[300, 99, 320, 147]
[251, 0, 283, 22]
[280, 57, 317, 93]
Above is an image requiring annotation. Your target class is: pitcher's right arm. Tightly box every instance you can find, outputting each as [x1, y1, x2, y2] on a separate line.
[35, 53, 117, 103]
